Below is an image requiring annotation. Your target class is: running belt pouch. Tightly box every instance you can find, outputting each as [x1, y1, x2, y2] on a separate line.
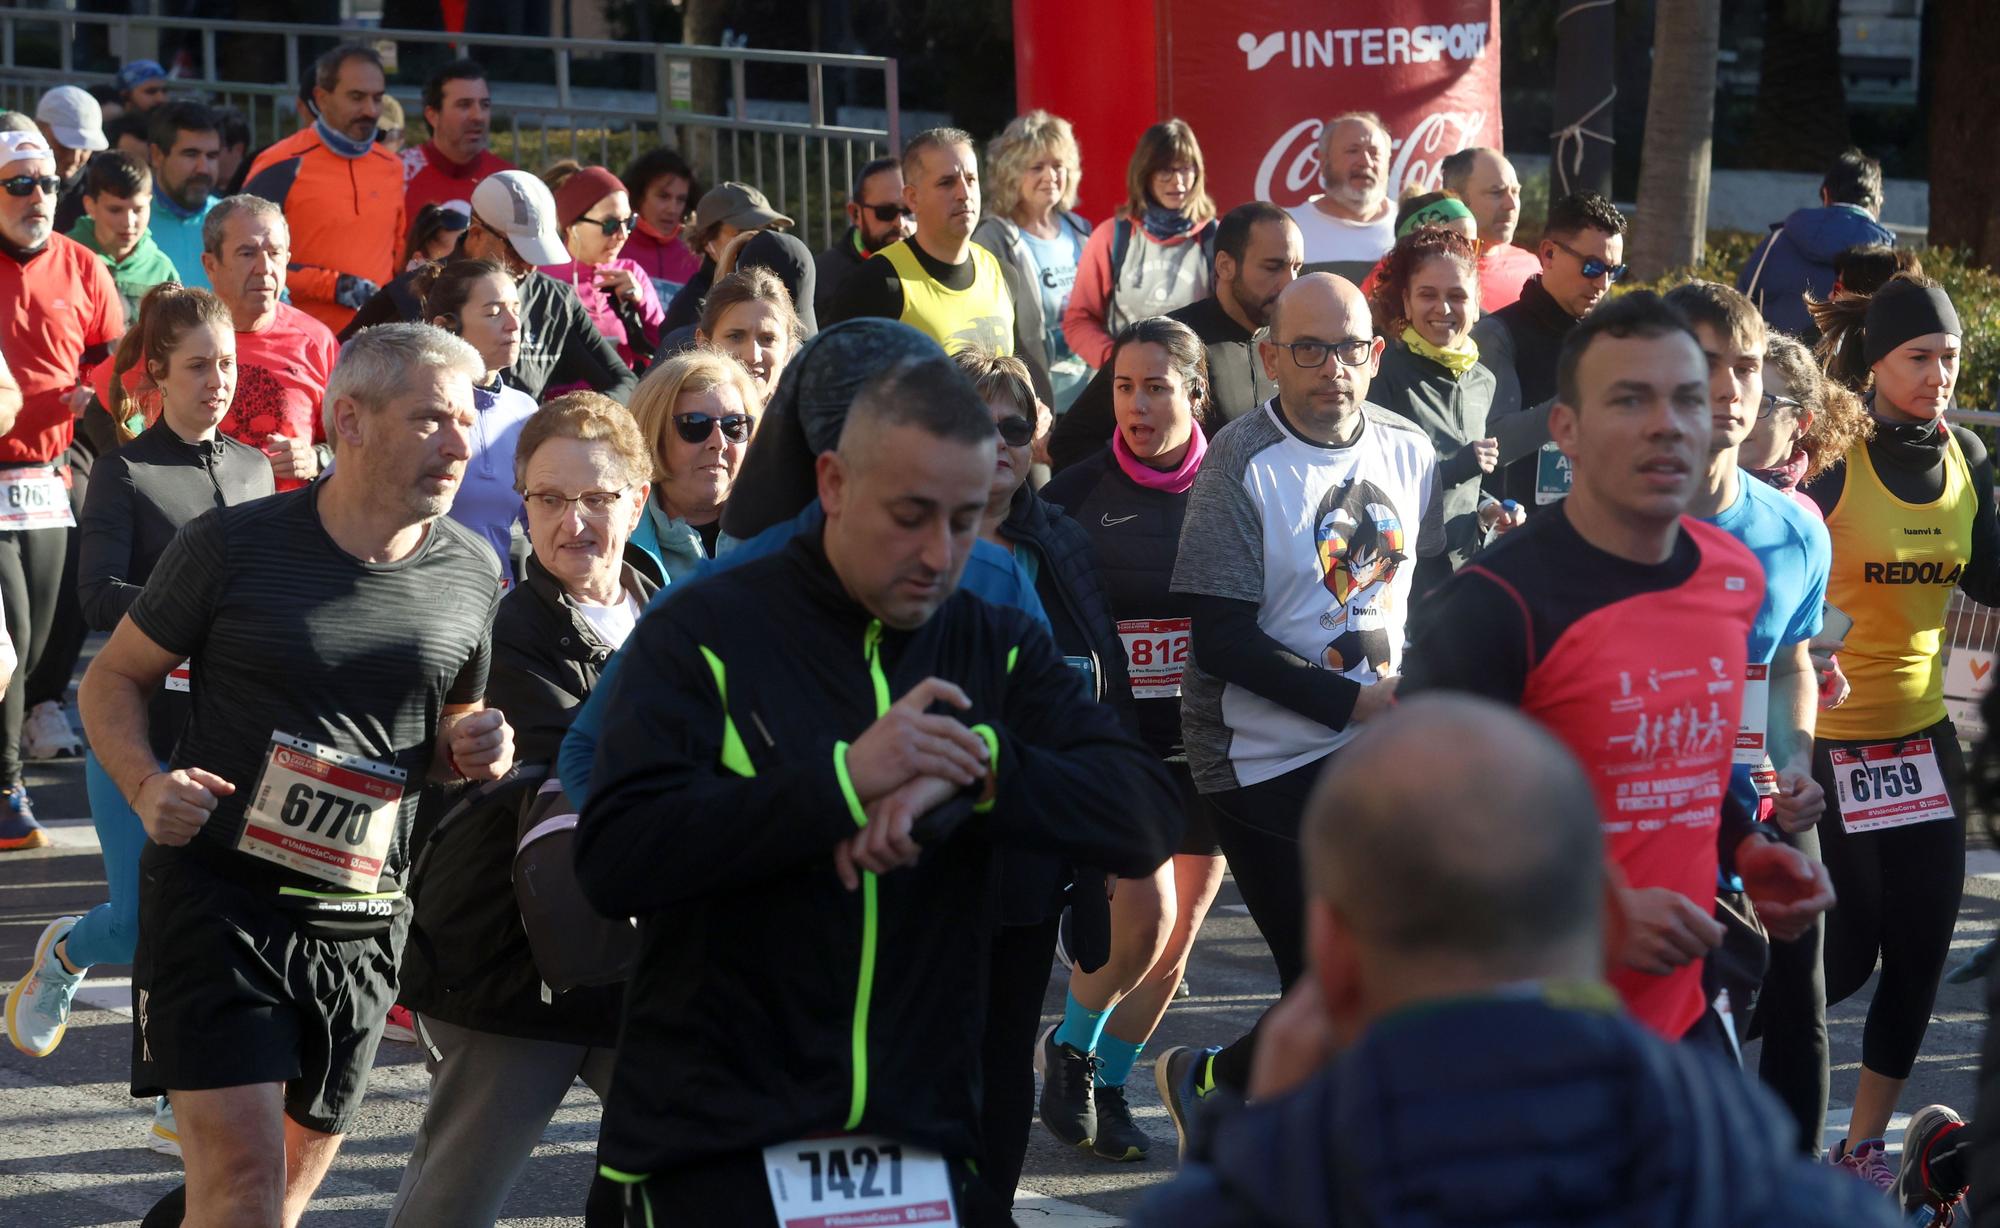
[514, 775, 638, 991]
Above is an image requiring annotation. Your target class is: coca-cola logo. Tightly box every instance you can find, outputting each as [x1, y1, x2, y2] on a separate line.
[1254, 110, 1488, 207]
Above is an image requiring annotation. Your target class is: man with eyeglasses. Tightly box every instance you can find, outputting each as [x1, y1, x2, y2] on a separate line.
[1152, 273, 1443, 1145]
[243, 43, 404, 331]
[340, 170, 637, 403]
[1665, 280, 1836, 1153]
[402, 59, 515, 218]
[815, 156, 914, 324]
[78, 324, 514, 1228]
[1402, 291, 1832, 1053]
[0, 120, 122, 848]
[829, 128, 1017, 359]
[1473, 191, 1630, 514]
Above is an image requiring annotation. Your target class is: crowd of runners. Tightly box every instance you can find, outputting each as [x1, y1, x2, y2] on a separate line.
[0, 41, 1991, 1228]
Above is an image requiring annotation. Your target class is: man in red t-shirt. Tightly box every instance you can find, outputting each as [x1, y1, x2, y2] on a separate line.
[1404, 291, 1834, 1047]
[401, 59, 514, 219]
[0, 123, 123, 843]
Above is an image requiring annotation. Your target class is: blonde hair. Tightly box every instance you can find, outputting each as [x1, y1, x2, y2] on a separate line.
[1122, 118, 1215, 226]
[512, 390, 652, 492]
[984, 110, 1081, 219]
[628, 347, 763, 482]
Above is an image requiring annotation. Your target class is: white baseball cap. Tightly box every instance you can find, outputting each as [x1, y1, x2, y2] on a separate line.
[470, 170, 568, 267]
[34, 86, 107, 153]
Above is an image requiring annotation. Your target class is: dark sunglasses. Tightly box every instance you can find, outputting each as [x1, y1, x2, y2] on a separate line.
[674, 412, 753, 444]
[994, 415, 1034, 448]
[581, 214, 636, 236]
[1551, 237, 1628, 283]
[0, 175, 59, 198]
[861, 202, 914, 223]
[435, 209, 471, 231]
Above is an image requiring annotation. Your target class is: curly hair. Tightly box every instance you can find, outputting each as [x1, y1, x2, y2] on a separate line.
[1763, 333, 1874, 480]
[984, 110, 1081, 220]
[1368, 227, 1479, 336]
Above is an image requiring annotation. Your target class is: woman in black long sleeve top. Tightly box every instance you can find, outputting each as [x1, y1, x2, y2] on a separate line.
[6, 287, 272, 1102]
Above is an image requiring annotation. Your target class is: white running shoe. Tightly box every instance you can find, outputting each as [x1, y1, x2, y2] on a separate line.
[6, 916, 83, 1057]
[22, 701, 81, 759]
[146, 1095, 181, 1158]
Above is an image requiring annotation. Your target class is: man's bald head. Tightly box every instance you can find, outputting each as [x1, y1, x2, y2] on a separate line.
[1305, 695, 1606, 980]
[1268, 271, 1369, 343]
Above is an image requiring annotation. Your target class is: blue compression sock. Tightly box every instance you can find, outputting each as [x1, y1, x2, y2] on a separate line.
[1094, 1035, 1144, 1087]
[1052, 991, 1107, 1053]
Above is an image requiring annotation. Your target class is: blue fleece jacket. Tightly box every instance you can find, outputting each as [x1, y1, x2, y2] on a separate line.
[1737, 203, 1896, 339]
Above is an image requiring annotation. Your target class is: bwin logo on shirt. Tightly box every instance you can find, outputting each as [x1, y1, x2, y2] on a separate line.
[1238, 32, 1286, 71]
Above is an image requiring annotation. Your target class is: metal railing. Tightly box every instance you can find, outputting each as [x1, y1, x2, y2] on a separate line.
[1938, 409, 1995, 742]
[0, 7, 901, 249]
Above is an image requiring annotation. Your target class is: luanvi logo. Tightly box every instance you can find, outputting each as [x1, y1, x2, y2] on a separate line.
[1238, 32, 1286, 71]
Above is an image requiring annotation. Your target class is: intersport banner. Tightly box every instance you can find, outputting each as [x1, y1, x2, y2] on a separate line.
[1156, 0, 1501, 209]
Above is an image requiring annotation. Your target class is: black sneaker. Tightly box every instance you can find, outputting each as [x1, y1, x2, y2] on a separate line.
[1896, 1104, 1968, 1221]
[1035, 1023, 1096, 1147]
[1090, 1082, 1149, 1161]
[1153, 1044, 1218, 1161]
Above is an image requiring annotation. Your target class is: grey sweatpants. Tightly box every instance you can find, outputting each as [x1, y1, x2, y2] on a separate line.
[386, 1013, 616, 1228]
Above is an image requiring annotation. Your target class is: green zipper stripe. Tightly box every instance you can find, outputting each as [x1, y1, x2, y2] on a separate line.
[596, 1164, 648, 1183]
[698, 646, 756, 778]
[969, 722, 1000, 814]
[1006, 645, 1020, 674]
[843, 620, 892, 1130]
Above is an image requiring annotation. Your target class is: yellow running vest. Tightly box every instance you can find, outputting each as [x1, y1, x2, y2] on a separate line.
[880, 240, 1014, 356]
[1819, 432, 1974, 740]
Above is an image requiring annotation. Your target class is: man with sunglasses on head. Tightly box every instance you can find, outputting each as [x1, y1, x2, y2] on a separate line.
[1473, 190, 1629, 515]
[815, 157, 913, 324]
[1150, 272, 1443, 1147]
[340, 170, 637, 403]
[828, 128, 1017, 359]
[0, 118, 122, 848]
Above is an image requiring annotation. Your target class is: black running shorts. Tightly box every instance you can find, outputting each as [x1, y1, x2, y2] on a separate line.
[129, 844, 405, 1134]
[1169, 759, 1223, 857]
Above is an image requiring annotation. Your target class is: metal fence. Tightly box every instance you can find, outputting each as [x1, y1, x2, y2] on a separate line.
[0, 7, 900, 249]
[1938, 409, 1996, 743]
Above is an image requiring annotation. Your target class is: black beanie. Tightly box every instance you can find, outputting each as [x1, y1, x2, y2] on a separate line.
[1863, 278, 1961, 366]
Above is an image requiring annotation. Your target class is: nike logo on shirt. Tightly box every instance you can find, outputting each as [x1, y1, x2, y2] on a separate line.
[1101, 513, 1139, 527]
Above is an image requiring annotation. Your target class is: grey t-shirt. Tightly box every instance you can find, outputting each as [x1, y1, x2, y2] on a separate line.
[129, 484, 500, 893]
[1171, 401, 1442, 792]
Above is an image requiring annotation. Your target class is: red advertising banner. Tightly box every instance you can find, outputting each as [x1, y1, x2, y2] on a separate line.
[1015, 0, 1501, 217]
[1160, 0, 1501, 209]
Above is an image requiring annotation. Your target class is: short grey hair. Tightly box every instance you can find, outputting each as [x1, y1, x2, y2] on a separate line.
[201, 193, 285, 256]
[324, 323, 483, 442]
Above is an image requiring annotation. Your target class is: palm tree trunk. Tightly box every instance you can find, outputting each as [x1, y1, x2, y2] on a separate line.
[1928, 0, 2000, 269]
[1629, 0, 1721, 280]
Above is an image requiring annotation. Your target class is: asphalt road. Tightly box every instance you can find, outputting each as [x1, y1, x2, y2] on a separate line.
[0, 703, 1992, 1226]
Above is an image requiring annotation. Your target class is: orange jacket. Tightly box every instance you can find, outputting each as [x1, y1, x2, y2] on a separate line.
[244, 128, 405, 332]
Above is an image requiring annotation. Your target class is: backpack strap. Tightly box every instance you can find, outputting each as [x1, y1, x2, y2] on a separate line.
[1741, 223, 1783, 309]
[1112, 217, 1133, 286]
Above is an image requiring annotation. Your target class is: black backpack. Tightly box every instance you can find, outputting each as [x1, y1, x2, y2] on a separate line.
[513, 772, 639, 991]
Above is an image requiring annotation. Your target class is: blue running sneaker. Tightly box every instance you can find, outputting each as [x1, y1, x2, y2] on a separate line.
[6, 916, 82, 1056]
[0, 785, 46, 851]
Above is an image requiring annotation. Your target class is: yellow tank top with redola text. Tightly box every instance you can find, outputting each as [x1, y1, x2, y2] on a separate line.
[1820, 432, 1974, 740]
[880, 240, 1015, 357]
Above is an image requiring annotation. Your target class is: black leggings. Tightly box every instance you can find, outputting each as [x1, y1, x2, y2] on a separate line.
[1813, 719, 1967, 1081]
[978, 914, 1059, 1205]
[1749, 822, 1828, 1155]
[28, 443, 88, 711]
[1203, 754, 1326, 1094]
[0, 522, 70, 787]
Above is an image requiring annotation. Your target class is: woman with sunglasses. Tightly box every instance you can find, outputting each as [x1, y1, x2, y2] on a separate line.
[1366, 226, 1518, 585]
[402, 202, 469, 271]
[626, 347, 762, 586]
[1064, 119, 1218, 374]
[694, 267, 805, 407]
[541, 160, 663, 371]
[1787, 275, 2000, 1187]
[974, 111, 1093, 412]
[418, 257, 537, 573]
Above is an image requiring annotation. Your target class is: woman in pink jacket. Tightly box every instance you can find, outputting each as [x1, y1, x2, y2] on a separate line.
[1062, 119, 1218, 371]
[539, 160, 665, 372]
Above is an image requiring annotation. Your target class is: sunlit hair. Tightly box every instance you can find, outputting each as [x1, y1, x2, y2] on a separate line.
[1763, 333, 1874, 480]
[513, 389, 651, 492]
[1369, 226, 1479, 335]
[984, 110, 1081, 219]
[628, 346, 763, 483]
[108, 283, 232, 441]
[1122, 118, 1215, 226]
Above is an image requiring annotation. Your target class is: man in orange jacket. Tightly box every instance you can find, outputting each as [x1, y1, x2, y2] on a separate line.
[243, 43, 402, 332]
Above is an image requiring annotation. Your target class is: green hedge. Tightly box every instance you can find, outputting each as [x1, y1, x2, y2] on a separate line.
[1635, 233, 2000, 413]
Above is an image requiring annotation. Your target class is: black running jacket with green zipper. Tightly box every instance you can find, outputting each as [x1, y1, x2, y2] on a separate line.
[576, 528, 1180, 1179]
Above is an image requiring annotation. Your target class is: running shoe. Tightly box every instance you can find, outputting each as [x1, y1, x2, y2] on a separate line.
[1154, 1044, 1219, 1161]
[146, 1095, 181, 1158]
[1896, 1105, 1968, 1221]
[382, 1004, 419, 1045]
[1035, 1023, 1096, 1147]
[1830, 1136, 1899, 1194]
[5, 916, 81, 1056]
[1090, 1082, 1149, 1161]
[23, 700, 81, 759]
[0, 785, 46, 851]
